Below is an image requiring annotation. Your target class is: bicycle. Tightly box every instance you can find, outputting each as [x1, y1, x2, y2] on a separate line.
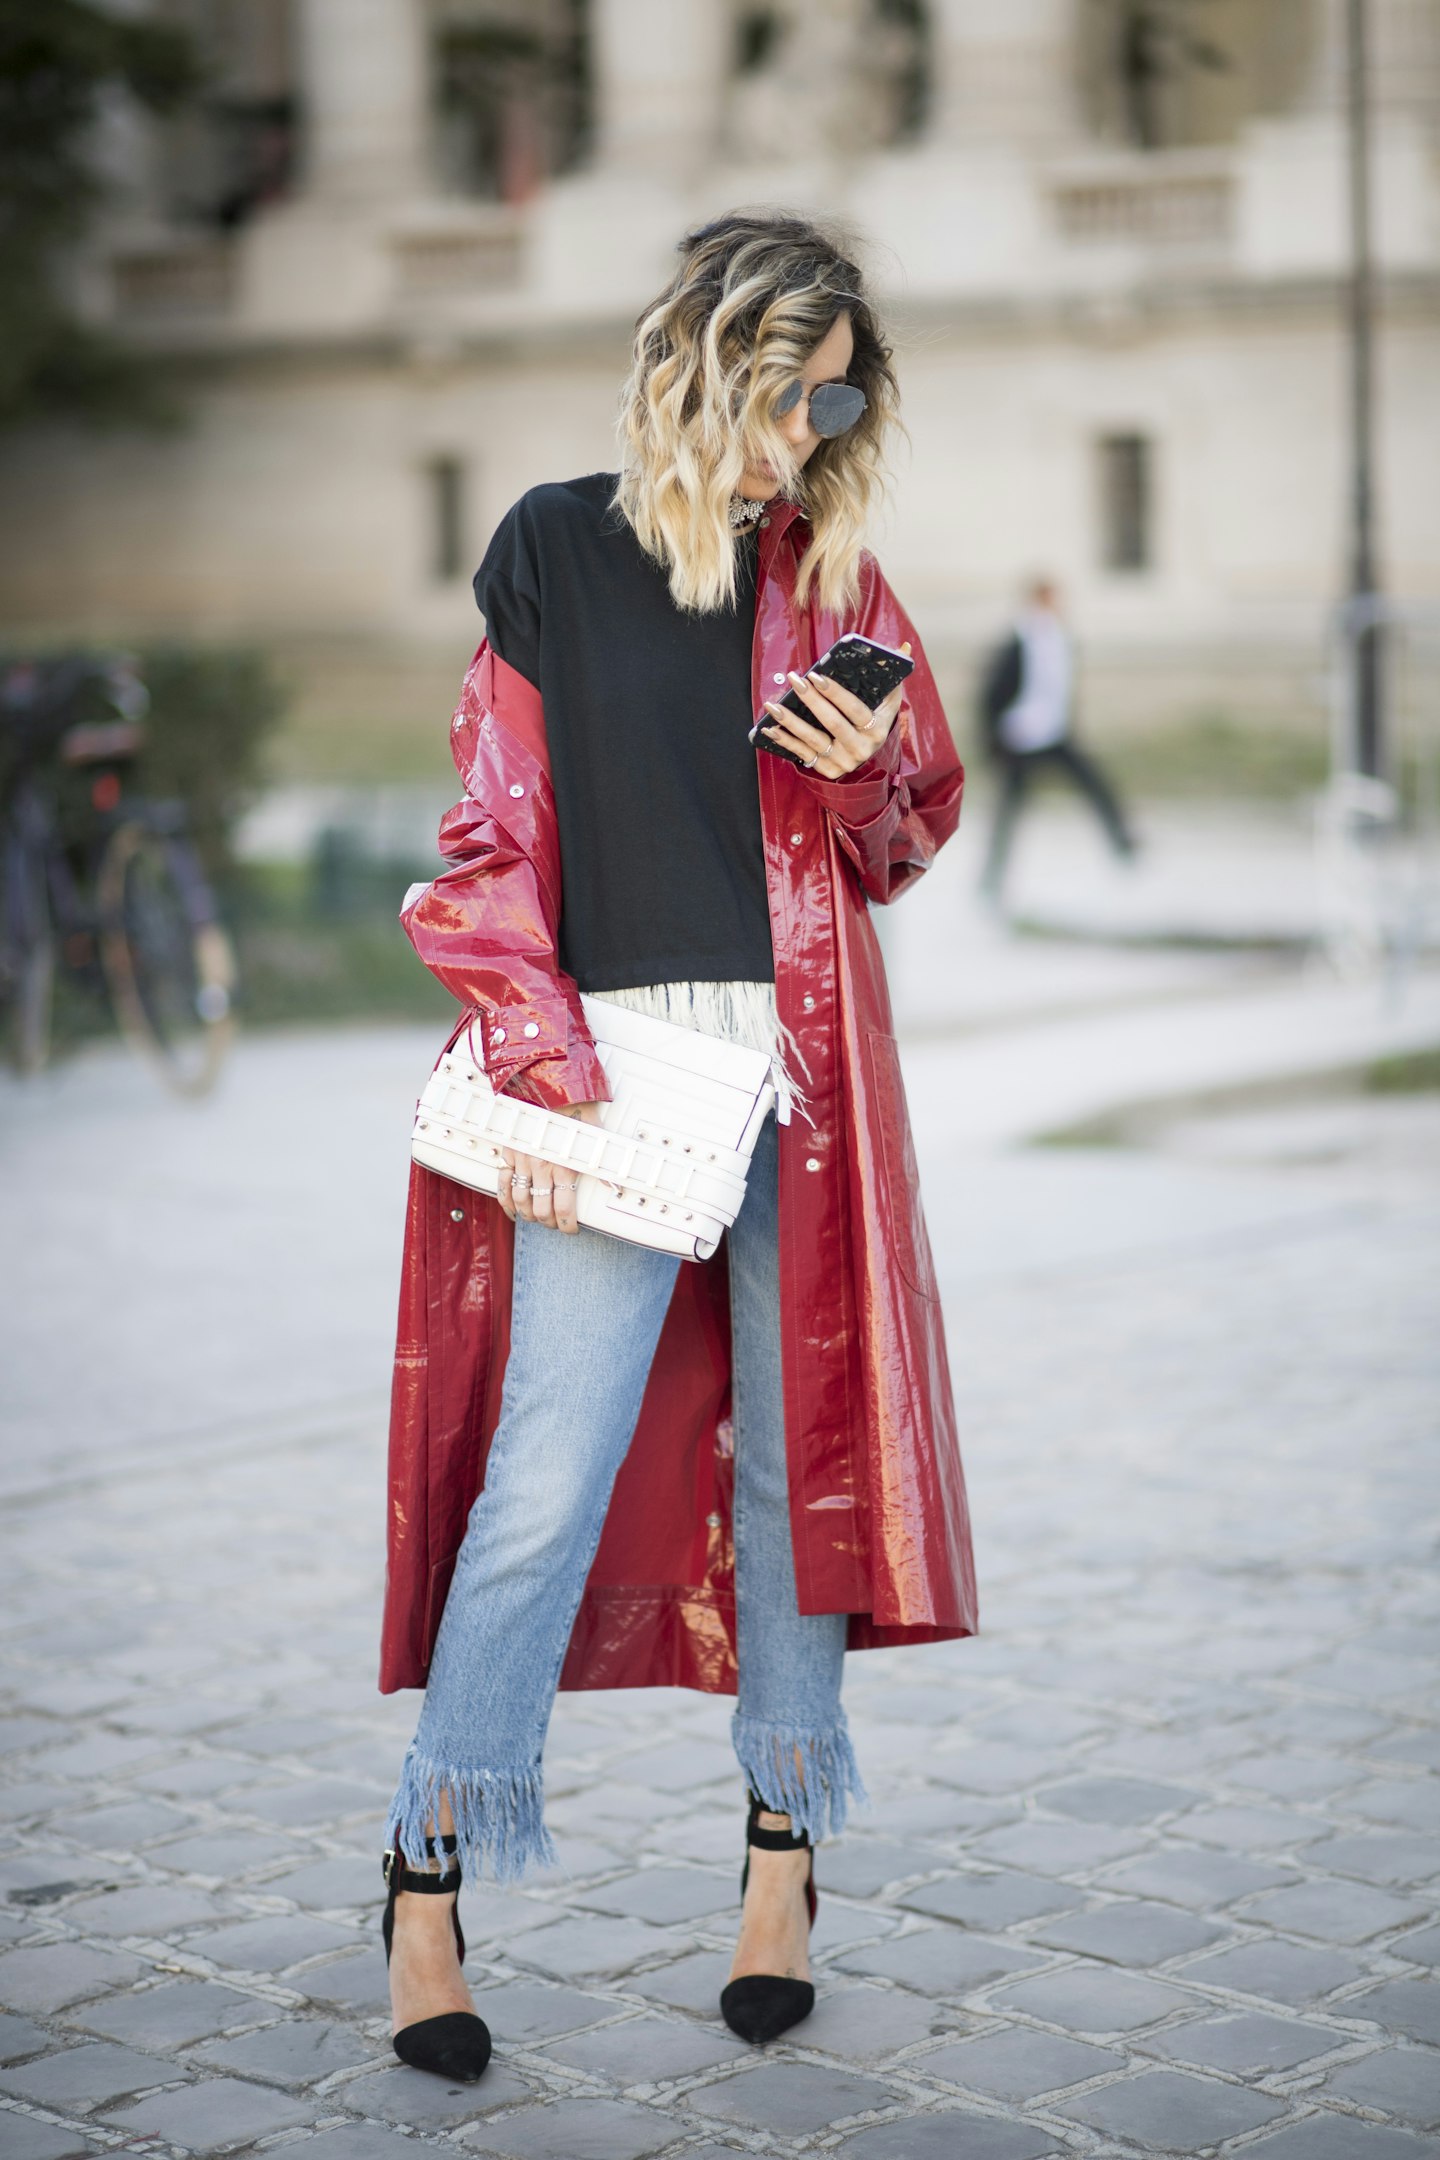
[0, 653, 236, 1096]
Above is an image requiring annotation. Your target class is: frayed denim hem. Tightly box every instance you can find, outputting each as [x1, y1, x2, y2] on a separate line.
[387, 1743, 556, 1885]
[730, 1711, 867, 1844]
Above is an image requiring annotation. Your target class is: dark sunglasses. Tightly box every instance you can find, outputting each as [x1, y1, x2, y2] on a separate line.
[774, 377, 868, 438]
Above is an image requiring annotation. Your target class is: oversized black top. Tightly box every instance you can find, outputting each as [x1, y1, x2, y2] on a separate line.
[473, 471, 774, 993]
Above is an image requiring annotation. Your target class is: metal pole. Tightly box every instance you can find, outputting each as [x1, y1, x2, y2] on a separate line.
[1346, 0, 1383, 777]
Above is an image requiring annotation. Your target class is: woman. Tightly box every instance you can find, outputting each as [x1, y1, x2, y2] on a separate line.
[379, 211, 978, 2081]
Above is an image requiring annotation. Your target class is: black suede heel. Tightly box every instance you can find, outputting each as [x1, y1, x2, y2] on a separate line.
[382, 1836, 492, 2081]
[719, 1793, 818, 2044]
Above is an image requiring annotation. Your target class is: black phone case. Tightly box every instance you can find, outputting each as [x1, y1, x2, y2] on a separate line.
[752, 633, 915, 767]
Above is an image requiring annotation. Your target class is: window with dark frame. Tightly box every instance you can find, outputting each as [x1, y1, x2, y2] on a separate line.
[426, 456, 467, 584]
[1098, 432, 1153, 573]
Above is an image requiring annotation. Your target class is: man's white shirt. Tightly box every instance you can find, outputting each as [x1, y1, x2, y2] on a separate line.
[998, 606, 1072, 753]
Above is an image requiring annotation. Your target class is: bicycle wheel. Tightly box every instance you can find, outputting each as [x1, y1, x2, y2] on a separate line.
[0, 793, 56, 1074]
[97, 820, 235, 1096]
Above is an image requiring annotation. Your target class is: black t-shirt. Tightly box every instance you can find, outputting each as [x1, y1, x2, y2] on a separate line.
[472, 471, 774, 993]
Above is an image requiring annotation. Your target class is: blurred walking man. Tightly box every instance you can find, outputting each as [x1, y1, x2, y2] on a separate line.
[978, 577, 1137, 900]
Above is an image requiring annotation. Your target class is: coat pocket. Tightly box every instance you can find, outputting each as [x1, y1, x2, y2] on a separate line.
[864, 1029, 938, 1301]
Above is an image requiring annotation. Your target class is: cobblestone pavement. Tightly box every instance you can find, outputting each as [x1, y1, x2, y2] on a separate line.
[2, 989, 1439, 2157]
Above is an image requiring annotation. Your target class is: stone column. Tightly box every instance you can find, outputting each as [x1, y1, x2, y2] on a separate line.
[590, 0, 729, 174]
[296, 0, 430, 203]
[928, 0, 1084, 147]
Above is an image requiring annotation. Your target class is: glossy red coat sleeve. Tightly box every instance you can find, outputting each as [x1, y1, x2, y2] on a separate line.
[801, 555, 964, 905]
[399, 642, 610, 1110]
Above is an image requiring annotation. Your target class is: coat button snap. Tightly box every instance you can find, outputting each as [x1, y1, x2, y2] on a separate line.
[508, 783, 524, 798]
[772, 671, 786, 684]
[802, 994, 816, 1011]
[805, 1157, 821, 1172]
[492, 1027, 506, 1043]
[759, 516, 771, 528]
[789, 831, 804, 846]
[706, 1511, 721, 1528]
[522, 1021, 540, 1038]
[450, 1207, 464, 1222]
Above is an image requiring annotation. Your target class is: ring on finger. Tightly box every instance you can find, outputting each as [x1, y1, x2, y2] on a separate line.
[555, 1180, 578, 1192]
[511, 1174, 530, 1191]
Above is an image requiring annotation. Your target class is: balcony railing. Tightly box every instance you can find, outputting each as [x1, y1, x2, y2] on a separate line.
[1050, 159, 1234, 249]
[390, 212, 524, 301]
[112, 238, 238, 321]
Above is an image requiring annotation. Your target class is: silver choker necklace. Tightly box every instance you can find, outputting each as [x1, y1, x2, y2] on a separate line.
[727, 493, 766, 530]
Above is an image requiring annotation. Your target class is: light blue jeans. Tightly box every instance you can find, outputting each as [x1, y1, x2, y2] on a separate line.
[388, 1116, 864, 1882]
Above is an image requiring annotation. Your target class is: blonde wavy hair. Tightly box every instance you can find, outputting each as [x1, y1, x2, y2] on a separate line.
[615, 211, 901, 617]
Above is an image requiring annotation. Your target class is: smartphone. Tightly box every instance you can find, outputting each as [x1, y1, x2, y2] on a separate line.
[751, 632, 915, 768]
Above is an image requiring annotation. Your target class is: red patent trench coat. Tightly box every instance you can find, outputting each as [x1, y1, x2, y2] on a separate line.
[380, 495, 979, 1696]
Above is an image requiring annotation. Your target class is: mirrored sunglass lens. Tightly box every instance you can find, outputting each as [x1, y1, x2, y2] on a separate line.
[808, 383, 867, 437]
[773, 379, 805, 417]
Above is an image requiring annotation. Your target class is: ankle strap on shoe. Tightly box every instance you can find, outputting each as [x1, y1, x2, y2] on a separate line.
[745, 1792, 811, 1852]
[383, 1834, 462, 1892]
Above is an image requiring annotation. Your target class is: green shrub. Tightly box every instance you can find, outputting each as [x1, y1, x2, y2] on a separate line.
[135, 645, 286, 872]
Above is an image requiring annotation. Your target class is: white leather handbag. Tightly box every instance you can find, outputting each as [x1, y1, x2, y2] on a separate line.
[411, 994, 776, 1261]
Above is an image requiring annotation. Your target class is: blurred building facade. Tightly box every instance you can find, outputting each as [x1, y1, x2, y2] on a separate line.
[1, 0, 1437, 749]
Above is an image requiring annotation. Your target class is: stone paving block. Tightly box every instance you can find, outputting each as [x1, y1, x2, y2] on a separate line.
[1030, 1897, 1226, 1966]
[194, 2014, 376, 2087]
[966, 1819, 1150, 1875]
[0, 1855, 116, 1902]
[627, 1948, 732, 2018]
[1140, 2009, 1347, 2072]
[472, 1981, 618, 2043]
[208, 1713, 349, 1757]
[811, 1842, 942, 1898]
[0, 2039, 181, 2107]
[466, 2095, 680, 2158]
[571, 1867, 734, 1926]
[1396, 1922, 1440, 1965]
[1179, 1803, 1320, 1851]
[988, 1963, 1198, 2034]
[1043, 1776, 1200, 1825]
[71, 1977, 267, 2047]
[286, 2128, 421, 2159]
[0, 2118, 102, 2160]
[65, 1799, 192, 1849]
[263, 1854, 384, 1908]
[148, 1828, 290, 1878]
[1100, 1845, 1296, 1909]
[1229, 1754, 1367, 1802]
[1305, 1832, 1440, 1887]
[0, 1943, 143, 2013]
[1179, 1937, 1368, 2006]
[1245, 1878, 1429, 1944]
[504, 1914, 681, 1980]
[810, 1900, 901, 1953]
[107, 2072, 318, 2148]
[688, 2058, 897, 2134]
[919, 2025, 1125, 2100]
[0, 1716, 59, 1755]
[796, 1980, 959, 2061]
[61, 1884, 222, 1938]
[1251, 1703, 1395, 1751]
[863, 1789, 1016, 1841]
[1352, 1979, 1440, 2047]
[899, 1869, 1078, 1930]
[605, 1741, 739, 1793]
[0, 1781, 83, 1825]
[0, 2011, 48, 2063]
[295, 1946, 391, 2013]
[1372, 1733, 1440, 1773]
[45, 1732, 164, 1779]
[1053, 2065, 1288, 2147]
[1349, 1781, 1440, 1835]
[917, 1742, 1055, 1796]
[1320, 2044, 1440, 2127]
[542, 2011, 748, 2082]
[194, 1911, 363, 1970]
[240, 1776, 384, 1828]
[339, 2059, 535, 2123]
[131, 1753, 269, 1799]
[839, 1926, 1048, 1997]
[834, 2110, 1063, 2160]
[971, 1701, 1102, 1749]
[1242, 2115, 1436, 2159]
